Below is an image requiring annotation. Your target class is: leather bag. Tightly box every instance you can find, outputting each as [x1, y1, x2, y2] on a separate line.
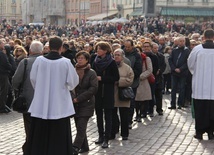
[118, 87, 134, 101]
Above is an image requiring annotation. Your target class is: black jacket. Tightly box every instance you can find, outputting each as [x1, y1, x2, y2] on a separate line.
[93, 60, 120, 109]
[125, 48, 142, 88]
[155, 52, 166, 88]
[62, 50, 76, 66]
[168, 46, 190, 77]
[145, 52, 159, 77]
[0, 51, 12, 76]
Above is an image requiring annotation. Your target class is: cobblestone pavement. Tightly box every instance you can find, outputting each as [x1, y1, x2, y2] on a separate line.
[1, 95, 214, 155]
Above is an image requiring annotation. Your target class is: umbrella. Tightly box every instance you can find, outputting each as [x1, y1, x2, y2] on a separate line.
[108, 17, 119, 23]
[116, 17, 129, 23]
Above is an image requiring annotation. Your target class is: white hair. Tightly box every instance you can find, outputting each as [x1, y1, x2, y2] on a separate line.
[30, 41, 43, 53]
[114, 48, 125, 59]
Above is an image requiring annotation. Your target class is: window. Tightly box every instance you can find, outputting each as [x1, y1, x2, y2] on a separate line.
[12, 7, 16, 14]
[12, 0, 16, 3]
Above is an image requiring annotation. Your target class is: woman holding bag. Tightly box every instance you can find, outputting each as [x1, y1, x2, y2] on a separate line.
[135, 52, 153, 121]
[110, 48, 134, 140]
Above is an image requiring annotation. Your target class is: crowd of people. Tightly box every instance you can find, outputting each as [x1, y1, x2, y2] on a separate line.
[0, 17, 214, 154]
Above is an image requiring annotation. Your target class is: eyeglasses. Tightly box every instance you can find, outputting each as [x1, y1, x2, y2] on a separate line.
[114, 54, 122, 57]
[143, 46, 150, 48]
[77, 57, 86, 60]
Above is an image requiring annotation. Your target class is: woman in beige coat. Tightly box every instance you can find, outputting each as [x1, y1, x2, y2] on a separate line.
[111, 48, 134, 140]
[135, 53, 153, 121]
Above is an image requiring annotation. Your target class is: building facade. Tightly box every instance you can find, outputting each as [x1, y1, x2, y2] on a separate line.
[22, 0, 66, 25]
[0, 0, 22, 25]
[65, 0, 90, 26]
[157, 0, 214, 22]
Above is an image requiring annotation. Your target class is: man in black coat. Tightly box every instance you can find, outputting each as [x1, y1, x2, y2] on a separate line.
[168, 36, 190, 109]
[0, 41, 12, 113]
[143, 42, 159, 117]
[152, 43, 166, 115]
[61, 43, 76, 66]
[124, 39, 142, 129]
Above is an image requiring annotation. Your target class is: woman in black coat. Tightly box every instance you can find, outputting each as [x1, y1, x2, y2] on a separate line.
[72, 51, 98, 154]
[92, 41, 120, 148]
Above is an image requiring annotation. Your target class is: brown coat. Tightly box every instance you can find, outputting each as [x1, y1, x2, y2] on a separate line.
[135, 57, 152, 101]
[74, 69, 98, 117]
[114, 62, 134, 107]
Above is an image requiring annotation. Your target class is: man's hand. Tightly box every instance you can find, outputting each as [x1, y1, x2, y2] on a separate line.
[175, 68, 181, 73]
[97, 76, 101, 81]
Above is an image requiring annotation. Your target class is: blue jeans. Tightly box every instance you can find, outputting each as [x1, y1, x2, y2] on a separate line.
[170, 75, 186, 107]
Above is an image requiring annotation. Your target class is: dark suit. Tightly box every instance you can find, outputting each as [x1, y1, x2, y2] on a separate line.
[155, 52, 166, 114]
[169, 46, 190, 107]
[0, 50, 12, 112]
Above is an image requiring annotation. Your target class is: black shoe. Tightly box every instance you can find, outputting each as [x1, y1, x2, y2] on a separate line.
[168, 106, 176, 109]
[141, 114, 147, 118]
[158, 112, 163, 116]
[136, 117, 141, 122]
[72, 146, 80, 155]
[149, 113, 154, 117]
[79, 148, 89, 153]
[109, 135, 115, 140]
[101, 141, 108, 148]
[194, 134, 203, 140]
[208, 132, 214, 140]
[128, 124, 132, 129]
[0, 108, 10, 113]
[122, 137, 128, 140]
[177, 106, 182, 109]
[95, 137, 104, 144]
[166, 91, 171, 95]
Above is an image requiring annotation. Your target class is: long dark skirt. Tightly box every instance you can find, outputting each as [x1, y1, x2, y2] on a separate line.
[194, 99, 214, 133]
[25, 116, 73, 155]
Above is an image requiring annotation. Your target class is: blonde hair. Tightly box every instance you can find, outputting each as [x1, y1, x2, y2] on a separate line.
[13, 45, 28, 57]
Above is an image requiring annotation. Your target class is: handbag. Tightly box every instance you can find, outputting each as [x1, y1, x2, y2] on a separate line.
[148, 74, 155, 84]
[144, 55, 155, 84]
[12, 59, 28, 113]
[118, 87, 134, 101]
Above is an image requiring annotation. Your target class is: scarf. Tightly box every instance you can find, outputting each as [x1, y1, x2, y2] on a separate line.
[93, 54, 113, 73]
[75, 63, 91, 80]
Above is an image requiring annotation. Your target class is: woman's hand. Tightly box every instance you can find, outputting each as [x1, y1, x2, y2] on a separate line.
[73, 98, 78, 103]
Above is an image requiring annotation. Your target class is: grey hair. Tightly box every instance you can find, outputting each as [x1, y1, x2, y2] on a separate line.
[30, 41, 43, 53]
[112, 43, 121, 48]
[114, 48, 125, 59]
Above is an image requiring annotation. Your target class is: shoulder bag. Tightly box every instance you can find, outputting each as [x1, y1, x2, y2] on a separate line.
[144, 57, 155, 84]
[118, 87, 134, 101]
